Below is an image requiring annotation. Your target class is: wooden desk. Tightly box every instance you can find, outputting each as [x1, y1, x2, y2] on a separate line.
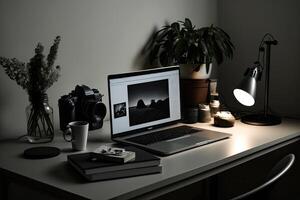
[0, 119, 300, 200]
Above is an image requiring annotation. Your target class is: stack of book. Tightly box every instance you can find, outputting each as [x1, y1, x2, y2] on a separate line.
[67, 146, 161, 181]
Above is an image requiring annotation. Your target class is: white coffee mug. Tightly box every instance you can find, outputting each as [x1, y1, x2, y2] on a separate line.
[63, 121, 89, 151]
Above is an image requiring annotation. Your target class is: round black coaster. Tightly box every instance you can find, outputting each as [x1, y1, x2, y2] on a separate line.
[23, 146, 60, 159]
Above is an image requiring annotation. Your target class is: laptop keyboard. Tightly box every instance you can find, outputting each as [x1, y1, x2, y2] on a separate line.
[127, 125, 200, 145]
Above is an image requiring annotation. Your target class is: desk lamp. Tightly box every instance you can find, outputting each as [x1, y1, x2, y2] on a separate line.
[233, 33, 281, 126]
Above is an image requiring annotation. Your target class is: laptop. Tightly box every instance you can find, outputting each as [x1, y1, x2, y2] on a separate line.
[107, 66, 231, 156]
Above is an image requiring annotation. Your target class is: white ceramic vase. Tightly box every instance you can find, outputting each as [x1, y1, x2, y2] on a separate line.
[179, 63, 212, 79]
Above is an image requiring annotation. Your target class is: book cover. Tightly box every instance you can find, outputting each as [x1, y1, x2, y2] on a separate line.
[67, 146, 161, 175]
[69, 160, 162, 181]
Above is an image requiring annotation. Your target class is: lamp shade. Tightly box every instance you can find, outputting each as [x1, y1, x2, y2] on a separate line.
[233, 77, 256, 106]
[233, 67, 259, 106]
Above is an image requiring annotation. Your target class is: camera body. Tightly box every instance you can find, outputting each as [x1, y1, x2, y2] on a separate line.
[58, 85, 106, 131]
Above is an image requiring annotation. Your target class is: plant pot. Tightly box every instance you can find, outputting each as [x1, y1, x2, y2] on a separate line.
[181, 79, 210, 107]
[179, 64, 212, 79]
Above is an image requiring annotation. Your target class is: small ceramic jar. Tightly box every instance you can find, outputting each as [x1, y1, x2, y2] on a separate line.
[198, 104, 211, 122]
[210, 100, 220, 117]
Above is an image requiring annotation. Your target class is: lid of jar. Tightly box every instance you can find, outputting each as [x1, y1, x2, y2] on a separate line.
[210, 100, 220, 107]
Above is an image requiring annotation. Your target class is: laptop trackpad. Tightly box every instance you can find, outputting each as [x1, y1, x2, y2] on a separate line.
[148, 135, 205, 153]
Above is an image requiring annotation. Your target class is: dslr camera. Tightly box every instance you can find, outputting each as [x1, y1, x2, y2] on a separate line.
[58, 85, 106, 131]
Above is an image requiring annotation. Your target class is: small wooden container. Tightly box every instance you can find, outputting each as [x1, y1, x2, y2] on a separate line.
[198, 104, 211, 123]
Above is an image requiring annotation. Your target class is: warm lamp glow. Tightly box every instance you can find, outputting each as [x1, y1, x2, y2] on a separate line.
[233, 89, 255, 106]
[229, 134, 251, 154]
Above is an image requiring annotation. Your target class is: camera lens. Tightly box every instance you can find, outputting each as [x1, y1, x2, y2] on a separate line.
[94, 102, 107, 119]
[83, 100, 106, 122]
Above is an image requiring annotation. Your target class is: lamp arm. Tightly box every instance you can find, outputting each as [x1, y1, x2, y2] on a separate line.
[263, 40, 277, 116]
[257, 33, 278, 70]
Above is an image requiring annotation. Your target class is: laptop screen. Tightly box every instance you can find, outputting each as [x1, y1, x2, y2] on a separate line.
[108, 66, 181, 137]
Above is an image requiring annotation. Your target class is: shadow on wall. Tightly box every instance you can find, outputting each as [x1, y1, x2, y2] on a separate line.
[131, 21, 220, 81]
[0, 75, 13, 138]
[132, 27, 159, 71]
[218, 0, 300, 119]
[0, 83, 6, 137]
[0, 72, 27, 139]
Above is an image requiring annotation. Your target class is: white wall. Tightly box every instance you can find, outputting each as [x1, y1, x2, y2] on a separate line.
[218, 0, 300, 118]
[0, 0, 218, 139]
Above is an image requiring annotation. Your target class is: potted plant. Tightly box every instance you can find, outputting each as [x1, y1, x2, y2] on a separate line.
[0, 36, 61, 143]
[149, 18, 234, 79]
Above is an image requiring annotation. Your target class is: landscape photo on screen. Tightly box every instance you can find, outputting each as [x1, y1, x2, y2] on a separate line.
[113, 102, 127, 118]
[127, 79, 170, 126]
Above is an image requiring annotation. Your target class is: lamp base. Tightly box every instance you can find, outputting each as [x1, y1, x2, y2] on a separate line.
[241, 114, 281, 126]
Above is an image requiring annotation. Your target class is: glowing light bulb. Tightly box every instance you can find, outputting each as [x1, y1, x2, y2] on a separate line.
[233, 89, 255, 106]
